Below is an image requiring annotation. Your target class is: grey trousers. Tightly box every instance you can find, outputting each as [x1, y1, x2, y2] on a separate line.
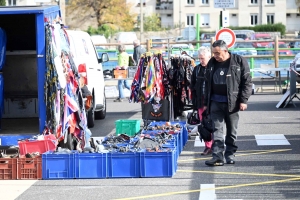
[210, 101, 239, 160]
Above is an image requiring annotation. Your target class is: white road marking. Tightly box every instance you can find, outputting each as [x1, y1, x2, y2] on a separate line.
[194, 136, 205, 147]
[199, 184, 216, 200]
[255, 134, 290, 146]
[0, 180, 37, 200]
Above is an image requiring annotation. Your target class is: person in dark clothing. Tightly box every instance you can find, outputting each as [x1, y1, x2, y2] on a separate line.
[205, 40, 252, 166]
[133, 39, 145, 65]
[190, 46, 213, 156]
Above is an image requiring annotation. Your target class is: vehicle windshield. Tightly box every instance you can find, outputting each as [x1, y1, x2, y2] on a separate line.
[234, 43, 254, 48]
[152, 39, 164, 48]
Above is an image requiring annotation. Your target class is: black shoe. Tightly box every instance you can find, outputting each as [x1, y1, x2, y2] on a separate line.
[205, 157, 224, 166]
[226, 158, 235, 164]
[201, 148, 212, 156]
[113, 98, 123, 102]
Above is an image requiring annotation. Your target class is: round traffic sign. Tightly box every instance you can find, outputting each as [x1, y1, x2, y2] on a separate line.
[215, 28, 236, 48]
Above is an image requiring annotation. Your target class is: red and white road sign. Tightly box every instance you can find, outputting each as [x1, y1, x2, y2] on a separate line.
[215, 28, 236, 48]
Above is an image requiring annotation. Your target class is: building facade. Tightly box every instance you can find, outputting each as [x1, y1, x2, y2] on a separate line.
[128, 0, 300, 33]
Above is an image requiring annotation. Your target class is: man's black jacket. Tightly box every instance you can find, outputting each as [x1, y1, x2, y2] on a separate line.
[206, 53, 252, 113]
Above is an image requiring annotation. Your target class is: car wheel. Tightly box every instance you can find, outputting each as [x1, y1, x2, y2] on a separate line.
[95, 95, 106, 120]
[87, 107, 95, 128]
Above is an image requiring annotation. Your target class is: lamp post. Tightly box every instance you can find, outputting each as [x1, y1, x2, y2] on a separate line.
[140, 0, 143, 43]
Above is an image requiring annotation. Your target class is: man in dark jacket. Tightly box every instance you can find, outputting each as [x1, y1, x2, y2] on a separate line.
[133, 39, 145, 65]
[205, 40, 252, 166]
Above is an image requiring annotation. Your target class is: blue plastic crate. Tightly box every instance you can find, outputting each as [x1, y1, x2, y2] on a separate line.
[178, 121, 188, 146]
[107, 152, 140, 178]
[74, 153, 107, 179]
[42, 151, 75, 179]
[140, 148, 177, 177]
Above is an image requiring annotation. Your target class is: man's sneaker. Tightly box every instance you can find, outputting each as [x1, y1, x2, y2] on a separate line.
[113, 98, 123, 102]
[201, 148, 212, 156]
[205, 157, 224, 166]
[226, 158, 235, 164]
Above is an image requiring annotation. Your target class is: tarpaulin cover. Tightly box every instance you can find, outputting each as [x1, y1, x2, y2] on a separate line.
[0, 27, 7, 125]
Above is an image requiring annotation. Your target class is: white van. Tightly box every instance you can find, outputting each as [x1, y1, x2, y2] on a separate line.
[66, 30, 109, 127]
[116, 32, 138, 50]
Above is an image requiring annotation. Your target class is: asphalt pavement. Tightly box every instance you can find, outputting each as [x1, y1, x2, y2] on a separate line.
[1, 90, 300, 200]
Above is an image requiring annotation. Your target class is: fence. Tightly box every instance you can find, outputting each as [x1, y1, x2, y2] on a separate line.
[96, 36, 300, 78]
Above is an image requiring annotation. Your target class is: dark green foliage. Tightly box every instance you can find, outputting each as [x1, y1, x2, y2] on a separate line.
[228, 23, 286, 36]
[0, 0, 6, 6]
[86, 25, 117, 38]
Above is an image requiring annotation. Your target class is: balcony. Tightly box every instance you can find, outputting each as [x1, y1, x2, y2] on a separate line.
[155, 2, 173, 14]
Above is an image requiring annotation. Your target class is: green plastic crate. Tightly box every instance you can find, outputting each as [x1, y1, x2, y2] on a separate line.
[115, 120, 141, 136]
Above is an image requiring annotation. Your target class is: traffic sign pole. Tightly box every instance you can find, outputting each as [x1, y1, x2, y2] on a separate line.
[196, 14, 200, 50]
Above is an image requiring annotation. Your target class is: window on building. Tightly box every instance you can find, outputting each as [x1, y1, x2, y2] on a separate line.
[8, 0, 16, 6]
[286, 13, 291, 17]
[187, 14, 194, 26]
[187, 0, 194, 5]
[201, 0, 209, 4]
[232, 14, 237, 17]
[250, 14, 258, 25]
[266, 0, 274, 4]
[250, 0, 258, 4]
[167, 14, 172, 17]
[297, 14, 300, 17]
[200, 14, 210, 26]
[267, 14, 274, 24]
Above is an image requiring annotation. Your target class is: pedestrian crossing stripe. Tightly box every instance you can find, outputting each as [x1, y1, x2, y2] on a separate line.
[193, 134, 291, 147]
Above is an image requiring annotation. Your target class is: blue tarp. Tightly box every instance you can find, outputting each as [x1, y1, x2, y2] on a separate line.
[0, 28, 7, 129]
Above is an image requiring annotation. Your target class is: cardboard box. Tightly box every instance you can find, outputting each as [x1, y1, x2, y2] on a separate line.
[113, 69, 128, 79]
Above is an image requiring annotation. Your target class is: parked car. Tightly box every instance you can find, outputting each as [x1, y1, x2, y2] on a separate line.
[200, 33, 215, 40]
[231, 42, 257, 56]
[268, 42, 293, 55]
[289, 41, 300, 54]
[151, 37, 167, 50]
[171, 43, 193, 56]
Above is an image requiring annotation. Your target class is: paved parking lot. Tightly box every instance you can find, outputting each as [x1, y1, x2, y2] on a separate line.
[1, 92, 300, 200]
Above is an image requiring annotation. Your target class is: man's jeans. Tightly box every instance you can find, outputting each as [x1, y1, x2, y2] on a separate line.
[118, 80, 131, 99]
[210, 100, 239, 160]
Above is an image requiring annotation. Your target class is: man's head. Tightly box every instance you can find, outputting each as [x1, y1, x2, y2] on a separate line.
[133, 39, 140, 47]
[212, 40, 230, 62]
[198, 46, 211, 67]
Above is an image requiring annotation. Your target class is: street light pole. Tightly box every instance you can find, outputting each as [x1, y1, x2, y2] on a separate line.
[179, 0, 181, 35]
[140, 0, 143, 43]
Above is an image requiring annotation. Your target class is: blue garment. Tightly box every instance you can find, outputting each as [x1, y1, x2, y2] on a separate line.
[118, 80, 131, 99]
[211, 94, 228, 102]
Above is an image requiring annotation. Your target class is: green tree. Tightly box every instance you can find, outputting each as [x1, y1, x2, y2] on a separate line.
[67, 0, 136, 31]
[86, 24, 117, 38]
[0, 0, 6, 6]
[143, 13, 163, 31]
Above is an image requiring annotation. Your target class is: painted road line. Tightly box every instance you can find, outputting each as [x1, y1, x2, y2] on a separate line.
[178, 149, 292, 162]
[194, 136, 205, 147]
[115, 177, 300, 200]
[0, 180, 37, 200]
[255, 134, 290, 146]
[199, 184, 216, 200]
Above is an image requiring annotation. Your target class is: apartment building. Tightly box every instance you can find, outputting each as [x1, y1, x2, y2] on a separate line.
[128, 0, 300, 33]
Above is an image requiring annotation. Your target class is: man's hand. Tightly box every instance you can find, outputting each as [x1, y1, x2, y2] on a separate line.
[240, 103, 247, 111]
